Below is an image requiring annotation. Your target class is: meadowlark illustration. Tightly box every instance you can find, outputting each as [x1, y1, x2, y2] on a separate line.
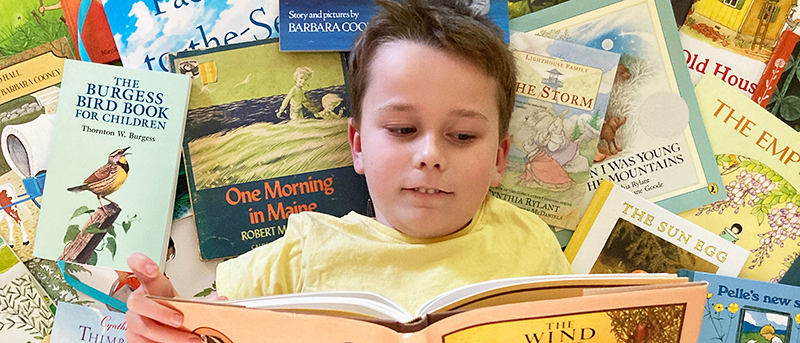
[67, 147, 130, 211]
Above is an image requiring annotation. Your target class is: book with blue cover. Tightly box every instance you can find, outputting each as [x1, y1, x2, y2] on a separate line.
[50, 301, 127, 343]
[679, 270, 800, 343]
[169, 39, 370, 261]
[510, 0, 726, 218]
[278, 0, 510, 51]
[33, 59, 191, 271]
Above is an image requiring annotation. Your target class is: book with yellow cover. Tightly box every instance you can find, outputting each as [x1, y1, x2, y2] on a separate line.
[679, 75, 800, 283]
[566, 180, 749, 276]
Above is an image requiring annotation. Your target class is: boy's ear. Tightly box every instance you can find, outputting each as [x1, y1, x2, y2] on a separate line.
[348, 118, 365, 175]
[491, 135, 510, 187]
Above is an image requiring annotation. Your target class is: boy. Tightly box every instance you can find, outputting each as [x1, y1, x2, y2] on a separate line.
[125, 0, 570, 341]
[276, 66, 315, 120]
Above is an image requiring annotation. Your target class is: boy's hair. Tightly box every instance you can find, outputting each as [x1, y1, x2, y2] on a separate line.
[348, 0, 516, 139]
[294, 67, 314, 81]
[760, 325, 776, 336]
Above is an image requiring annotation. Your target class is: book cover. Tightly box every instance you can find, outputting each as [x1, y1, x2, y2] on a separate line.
[55, 0, 120, 64]
[104, 0, 280, 71]
[752, 29, 800, 132]
[781, 259, 800, 286]
[168, 39, 370, 261]
[681, 31, 767, 97]
[489, 33, 619, 230]
[33, 59, 190, 271]
[50, 301, 127, 343]
[679, 269, 800, 343]
[0, 41, 73, 262]
[155, 281, 707, 342]
[566, 180, 750, 276]
[510, 0, 726, 216]
[0, 236, 54, 342]
[278, 0, 510, 51]
[678, 75, 800, 283]
[0, 0, 73, 64]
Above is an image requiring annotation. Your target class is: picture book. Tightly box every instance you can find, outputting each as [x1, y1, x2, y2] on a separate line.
[0, 41, 72, 262]
[681, 31, 766, 97]
[679, 269, 800, 343]
[33, 59, 191, 271]
[55, 0, 120, 64]
[678, 75, 800, 283]
[509, 0, 726, 218]
[278, 0, 510, 51]
[489, 33, 620, 230]
[104, 0, 279, 71]
[168, 39, 370, 261]
[566, 180, 750, 276]
[50, 301, 127, 343]
[0, 236, 54, 343]
[153, 279, 707, 342]
[0, 0, 73, 64]
[752, 30, 800, 132]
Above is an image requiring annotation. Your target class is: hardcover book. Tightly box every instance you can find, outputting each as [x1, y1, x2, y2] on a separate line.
[278, 0, 510, 51]
[679, 269, 800, 343]
[566, 180, 750, 276]
[0, 236, 54, 343]
[33, 59, 191, 271]
[0, 40, 73, 262]
[152, 278, 707, 342]
[678, 75, 800, 283]
[510, 0, 726, 217]
[0, 0, 73, 64]
[55, 0, 120, 64]
[168, 39, 370, 261]
[681, 31, 766, 97]
[752, 29, 800, 132]
[489, 33, 619, 230]
[104, 0, 280, 71]
[50, 301, 127, 343]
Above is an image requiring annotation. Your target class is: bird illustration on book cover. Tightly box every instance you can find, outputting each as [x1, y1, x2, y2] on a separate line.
[58, 147, 138, 266]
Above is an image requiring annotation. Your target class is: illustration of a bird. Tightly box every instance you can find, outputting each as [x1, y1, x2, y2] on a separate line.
[67, 147, 130, 211]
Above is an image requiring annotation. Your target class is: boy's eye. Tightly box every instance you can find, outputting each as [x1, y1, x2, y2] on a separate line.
[451, 133, 476, 141]
[388, 127, 416, 135]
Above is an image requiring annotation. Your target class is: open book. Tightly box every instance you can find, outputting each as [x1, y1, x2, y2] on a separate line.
[153, 274, 707, 341]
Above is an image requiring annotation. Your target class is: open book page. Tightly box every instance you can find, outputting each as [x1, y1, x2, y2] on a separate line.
[228, 291, 414, 322]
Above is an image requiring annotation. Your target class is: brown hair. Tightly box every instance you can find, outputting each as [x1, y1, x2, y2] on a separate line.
[348, 0, 516, 139]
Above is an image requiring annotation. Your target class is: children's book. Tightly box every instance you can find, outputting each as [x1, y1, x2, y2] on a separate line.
[681, 31, 766, 97]
[0, 236, 54, 343]
[567, 180, 750, 276]
[278, 0, 510, 51]
[153, 278, 707, 342]
[679, 269, 800, 343]
[0, 40, 73, 262]
[510, 0, 726, 218]
[50, 301, 127, 343]
[0, 0, 73, 64]
[752, 30, 800, 132]
[489, 33, 619, 230]
[168, 39, 370, 261]
[103, 0, 279, 71]
[33, 59, 191, 271]
[678, 75, 800, 283]
[55, 0, 120, 64]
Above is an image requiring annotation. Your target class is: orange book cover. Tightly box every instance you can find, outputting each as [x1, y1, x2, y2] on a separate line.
[57, 0, 119, 64]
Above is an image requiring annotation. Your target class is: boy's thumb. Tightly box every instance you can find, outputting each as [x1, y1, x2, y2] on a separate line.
[127, 252, 178, 298]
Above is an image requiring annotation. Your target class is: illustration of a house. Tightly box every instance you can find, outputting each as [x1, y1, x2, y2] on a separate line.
[690, 0, 795, 52]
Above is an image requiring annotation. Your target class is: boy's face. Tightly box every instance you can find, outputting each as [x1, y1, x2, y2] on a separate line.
[349, 41, 510, 238]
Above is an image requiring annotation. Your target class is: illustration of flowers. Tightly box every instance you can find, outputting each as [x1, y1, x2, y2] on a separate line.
[703, 292, 739, 343]
[695, 155, 799, 270]
[0, 273, 54, 339]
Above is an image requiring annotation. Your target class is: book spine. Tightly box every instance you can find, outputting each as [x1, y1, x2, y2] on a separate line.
[564, 180, 614, 261]
[752, 30, 799, 107]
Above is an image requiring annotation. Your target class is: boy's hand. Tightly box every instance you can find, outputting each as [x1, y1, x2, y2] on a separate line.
[125, 252, 200, 343]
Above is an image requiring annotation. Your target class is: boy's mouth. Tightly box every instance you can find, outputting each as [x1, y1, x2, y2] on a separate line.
[409, 187, 451, 194]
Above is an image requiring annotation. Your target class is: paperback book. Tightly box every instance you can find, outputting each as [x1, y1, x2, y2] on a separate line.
[489, 33, 619, 230]
[47, 0, 119, 64]
[679, 270, 800, 343]
[681, 31, 766, 97]
[104, 0, 279, 71]
[679, 75, 800, 283]
[168, 39, 370, 261]
[278, 0, 510, 51]
[50, 301, 127, 343]
[510, 0, 726, 217]
[0, 236, 54, 343]
[566, 180, 750, 276]
[153, 278, 707, 342]
[33, 59, 191, 271]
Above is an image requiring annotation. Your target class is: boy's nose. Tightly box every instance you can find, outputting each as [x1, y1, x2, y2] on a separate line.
[413, 134, 445, 170]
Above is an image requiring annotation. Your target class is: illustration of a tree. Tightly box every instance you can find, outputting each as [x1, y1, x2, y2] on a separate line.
[600, 218, 692, 273]
[607, 304, 685, 343]
[571, 121, 583, 141]
[60, 205, 138, 266]
[24, 258, 93, 306]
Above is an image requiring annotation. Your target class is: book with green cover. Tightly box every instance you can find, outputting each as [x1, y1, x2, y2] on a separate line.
[0, 236, 54, 342]
[679, 75, 800, 283]
[33, 59, 190, 271]
[510, 0, 725, 220]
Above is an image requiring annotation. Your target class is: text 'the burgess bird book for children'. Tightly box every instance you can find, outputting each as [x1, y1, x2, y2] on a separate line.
[169, 39, 369, 261]
[34, 59, 191, 271]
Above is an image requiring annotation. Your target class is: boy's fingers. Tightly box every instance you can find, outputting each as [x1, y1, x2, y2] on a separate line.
[126, 306, 201, 343]
[127, 252, 177, 297]
[127, 291, 184, 328]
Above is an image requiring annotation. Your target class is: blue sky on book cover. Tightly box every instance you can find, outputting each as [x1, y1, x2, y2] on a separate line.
[103, 0, 279, 71]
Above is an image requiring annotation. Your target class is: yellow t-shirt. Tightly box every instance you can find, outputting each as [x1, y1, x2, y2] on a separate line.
[216, 195, 572, 312]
